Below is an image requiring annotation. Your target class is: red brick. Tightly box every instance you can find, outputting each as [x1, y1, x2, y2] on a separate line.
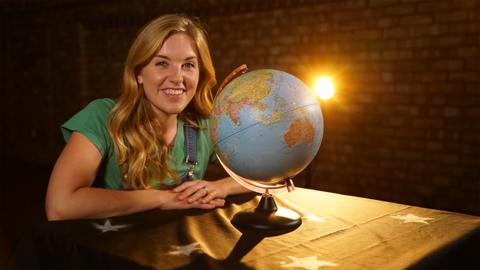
[456, 47, 478, 58]
[451, 0, 478, 8]
[449, 71, 478, 82]
[439, 22, 479, 35]
[416, 1, 451, 13]
[434, 10, 475, 23]
[435, 36, 465, 47]
[411, 25, 441, 36]
[383, 27, 410, 38]
[431, 59, 464, 71]
[412, 117, 443, 128]
[397, 37, 431, 48]
[464, 108, 480, 117]
[399, 15, 433, 25]
[382, 49, 414, 60]
[414, 72, 448, 82]
[369, 0, 398, 7]
[385, 4, 415, 16]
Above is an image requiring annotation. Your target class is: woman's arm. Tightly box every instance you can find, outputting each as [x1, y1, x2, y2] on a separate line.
[45, 132, 223, 221]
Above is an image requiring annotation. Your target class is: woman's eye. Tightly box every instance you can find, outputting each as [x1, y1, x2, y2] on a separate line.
[155, 61, 167, 67]
[183, 62, 195, 69]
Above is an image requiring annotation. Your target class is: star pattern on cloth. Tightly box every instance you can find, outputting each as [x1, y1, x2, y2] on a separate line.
[303, 214, 326, 223]
[391, 213, 434, 224]
[281, 256, 338, 269]
[93, 219, 129, 233]
[167, 242, 202, 256]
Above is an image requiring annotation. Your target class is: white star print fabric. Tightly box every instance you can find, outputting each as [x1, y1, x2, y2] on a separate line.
[93, 219, 129, 233]
[167, 242, 202, 256]
[15, 188, 480, 270]
[391, 213, 434, 224]
[281, 256, 338, 269]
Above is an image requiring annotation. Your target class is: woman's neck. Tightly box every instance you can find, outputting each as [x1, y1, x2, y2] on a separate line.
[157, 114, 178, 146]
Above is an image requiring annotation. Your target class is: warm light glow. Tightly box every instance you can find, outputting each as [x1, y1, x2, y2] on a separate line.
[314, 76, 335, 100]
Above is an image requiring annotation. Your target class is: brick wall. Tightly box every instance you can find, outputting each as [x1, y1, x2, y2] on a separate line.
[2, 0, 479, 215]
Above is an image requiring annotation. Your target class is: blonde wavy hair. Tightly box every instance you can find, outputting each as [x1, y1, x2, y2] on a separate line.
[108, 14, 217, 189]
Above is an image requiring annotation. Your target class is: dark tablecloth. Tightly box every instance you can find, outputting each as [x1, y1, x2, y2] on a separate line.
[11, 188, 480, 269]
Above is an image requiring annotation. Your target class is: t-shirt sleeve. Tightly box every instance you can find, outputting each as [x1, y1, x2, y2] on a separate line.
[209, 152, 219, 163]
[200, 118, 219, 163]
[61, 99, 114, 157]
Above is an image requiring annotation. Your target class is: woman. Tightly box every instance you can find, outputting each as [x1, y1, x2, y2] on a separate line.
[45, 14, 249, 221]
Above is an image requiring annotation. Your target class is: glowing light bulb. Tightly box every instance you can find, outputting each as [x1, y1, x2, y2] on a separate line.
[314, 76, 335, 100]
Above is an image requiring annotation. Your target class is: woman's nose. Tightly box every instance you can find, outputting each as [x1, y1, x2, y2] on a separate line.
[169, 66, 183, 84]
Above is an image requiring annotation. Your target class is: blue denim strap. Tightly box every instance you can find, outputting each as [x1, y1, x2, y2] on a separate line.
[181, 124, 197, 181]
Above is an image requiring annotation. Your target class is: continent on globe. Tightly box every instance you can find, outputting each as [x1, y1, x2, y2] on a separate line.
[283, 117, 315, 148]
[213, 70, 273, 125]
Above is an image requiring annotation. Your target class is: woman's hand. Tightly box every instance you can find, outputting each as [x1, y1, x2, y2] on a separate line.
[173, 179, 230, 204]
[160, 190, 225, 210]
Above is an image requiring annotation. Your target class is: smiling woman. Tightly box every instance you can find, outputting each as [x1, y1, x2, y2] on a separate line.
[44, 14, 250, 221]
[137, 33, 200, 125]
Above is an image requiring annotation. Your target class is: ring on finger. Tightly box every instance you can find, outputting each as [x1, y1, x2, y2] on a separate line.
[203, 186, 209, 195]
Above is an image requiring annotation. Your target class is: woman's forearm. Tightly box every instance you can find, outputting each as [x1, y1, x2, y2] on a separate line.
[219, 177, 251, 195]
[46, 187, 163, 221]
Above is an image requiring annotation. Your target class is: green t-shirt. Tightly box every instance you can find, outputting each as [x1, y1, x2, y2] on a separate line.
[61, 98, 216, 190]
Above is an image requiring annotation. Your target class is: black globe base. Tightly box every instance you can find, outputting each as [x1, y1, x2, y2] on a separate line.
[231, 194, 302, 234]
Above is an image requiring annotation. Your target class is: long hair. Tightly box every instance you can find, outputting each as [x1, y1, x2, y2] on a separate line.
[108, 14, 217, 189]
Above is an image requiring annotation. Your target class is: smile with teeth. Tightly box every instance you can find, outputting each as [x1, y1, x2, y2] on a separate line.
[163, 89, 184, 96]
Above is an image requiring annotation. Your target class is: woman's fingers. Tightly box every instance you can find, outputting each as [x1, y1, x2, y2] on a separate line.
[174, 181, 206, 201]
[172, 181, 196, 193]
[215, 198, 226, 206]
[207, 198, 225, 207]
[172, 180, 226, 204]
[200, 189, 218, 203]
[186, 186, 210, 203]
[192, 198, 224, 209]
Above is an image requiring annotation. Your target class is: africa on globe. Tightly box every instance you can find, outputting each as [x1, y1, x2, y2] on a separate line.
[210, 69, 324, 186]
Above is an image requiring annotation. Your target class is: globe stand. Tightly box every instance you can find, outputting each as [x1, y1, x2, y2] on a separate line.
[231, 193, 302, 233]
[218, 158, 303, 234]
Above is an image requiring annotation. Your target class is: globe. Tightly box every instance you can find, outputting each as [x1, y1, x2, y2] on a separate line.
[210, 67, 324, 232]
[210, 68, 324, 189]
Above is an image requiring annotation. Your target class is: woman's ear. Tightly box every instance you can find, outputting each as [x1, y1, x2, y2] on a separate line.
[136, 73, 143, 84]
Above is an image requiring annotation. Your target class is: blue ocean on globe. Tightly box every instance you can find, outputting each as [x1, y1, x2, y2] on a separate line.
[210, 69, 324, 183]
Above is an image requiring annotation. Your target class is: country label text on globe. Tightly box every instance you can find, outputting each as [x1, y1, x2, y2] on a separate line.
[210, 69, 324, 183]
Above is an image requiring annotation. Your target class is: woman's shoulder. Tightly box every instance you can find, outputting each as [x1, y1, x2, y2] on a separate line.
[85, 98, 116, 111]
[61, 98, 116, 145]
[64, 98, 116, 127]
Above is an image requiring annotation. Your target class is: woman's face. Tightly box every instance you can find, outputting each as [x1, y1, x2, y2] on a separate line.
[137, 33, 200, 119]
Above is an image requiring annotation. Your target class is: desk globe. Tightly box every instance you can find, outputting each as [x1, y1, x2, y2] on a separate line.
[210, 67, 324, 232]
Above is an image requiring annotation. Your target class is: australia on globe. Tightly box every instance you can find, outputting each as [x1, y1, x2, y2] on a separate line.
[210, 69, 324, 186]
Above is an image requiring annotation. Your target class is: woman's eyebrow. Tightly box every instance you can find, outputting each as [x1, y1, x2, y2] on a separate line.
[154, 55, 198, 61]
[154, 55, 169, 59]
[184, 56, 198, 61]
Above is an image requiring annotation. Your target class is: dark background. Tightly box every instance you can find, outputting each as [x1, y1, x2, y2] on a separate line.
[1, 0, 479, 265]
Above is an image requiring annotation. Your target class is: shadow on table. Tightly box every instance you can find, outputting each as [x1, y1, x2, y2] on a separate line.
[407, 225, 480, 270]
[8, 230, 154, 270]
[173, 253, 253, 270]
[175, 223, 300, 270]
